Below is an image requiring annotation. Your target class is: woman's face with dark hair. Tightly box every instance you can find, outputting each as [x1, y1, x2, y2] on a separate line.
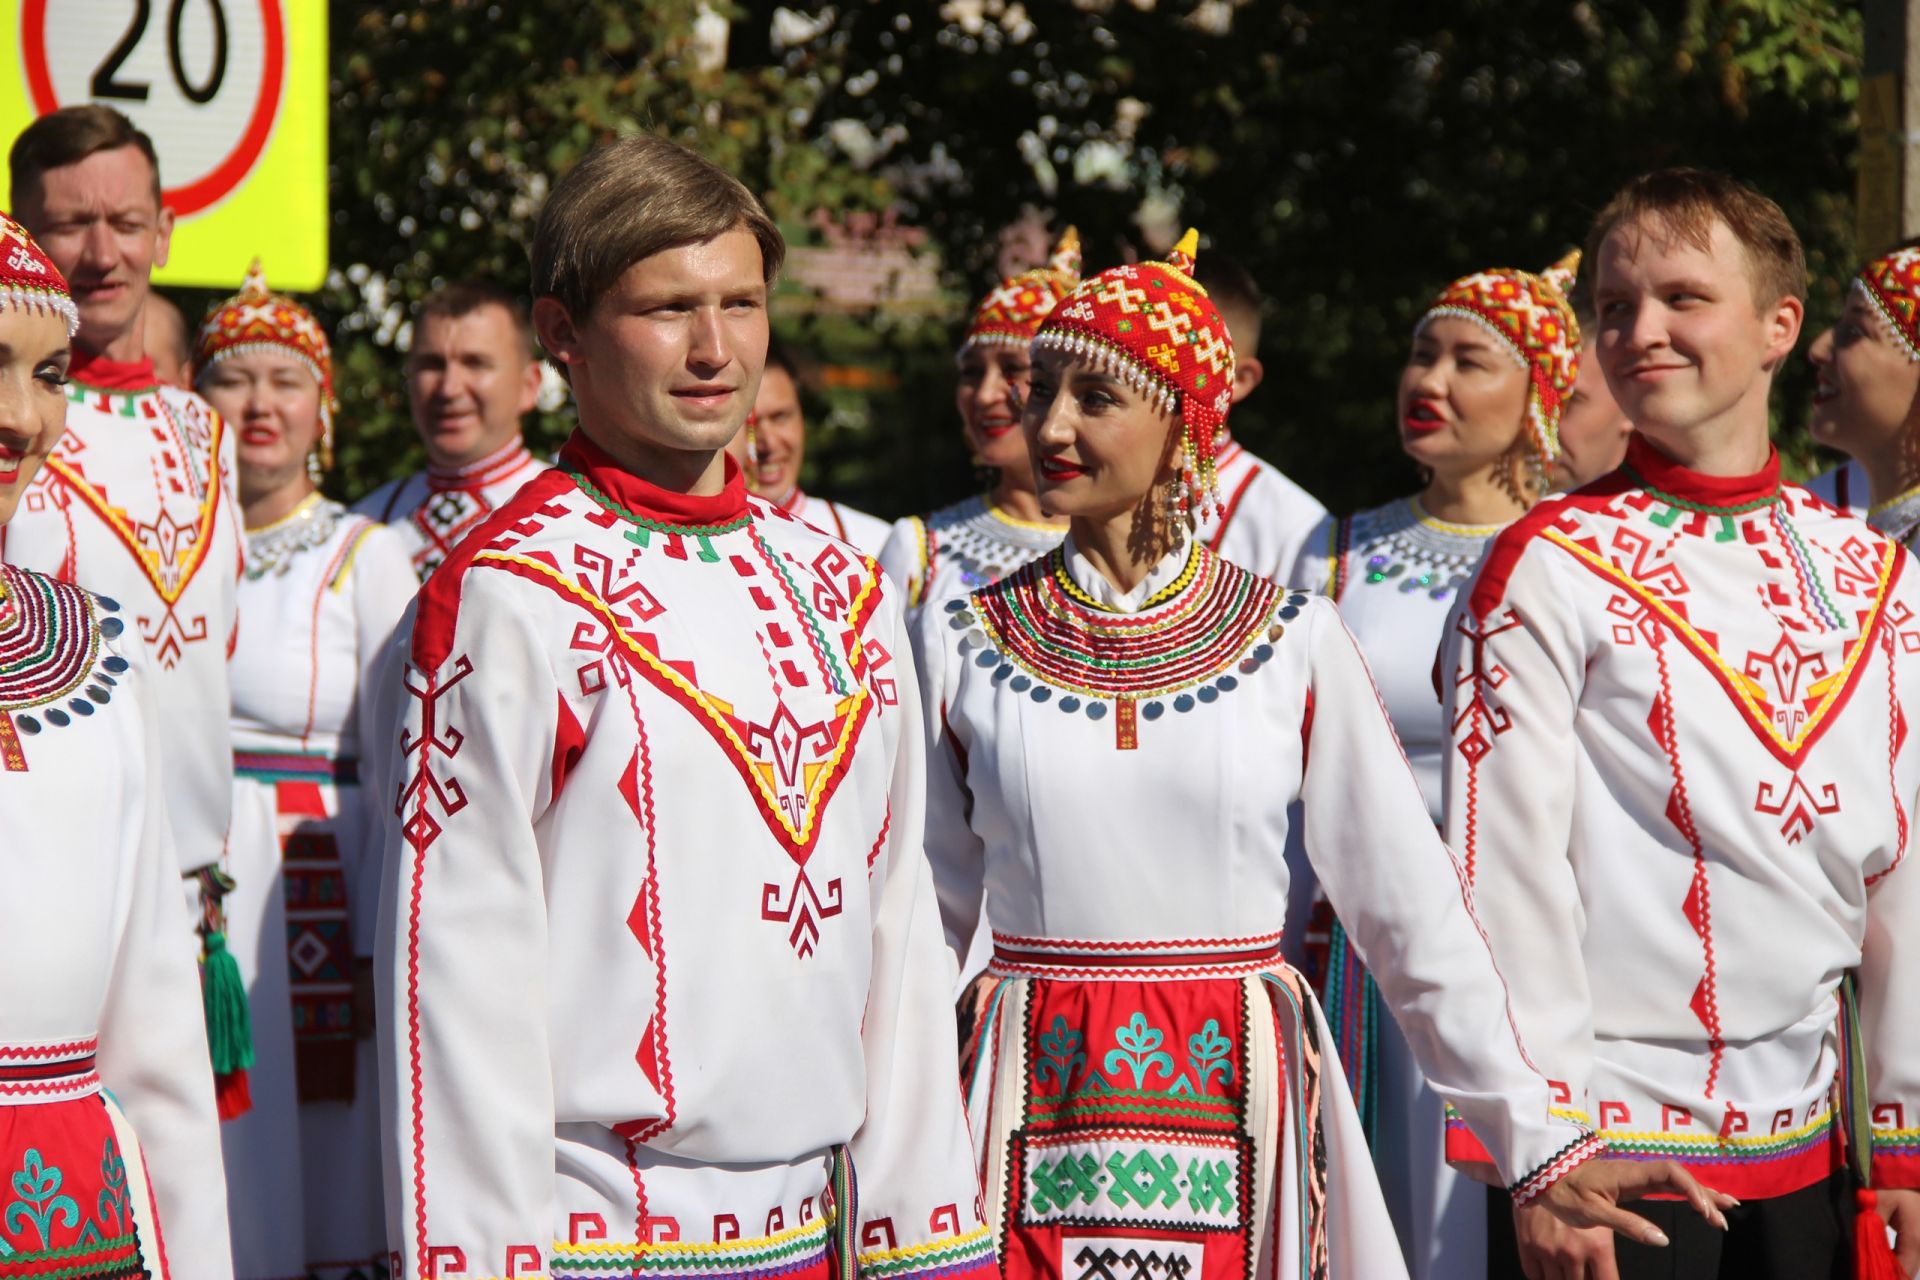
[1022, 347, 1177, 522]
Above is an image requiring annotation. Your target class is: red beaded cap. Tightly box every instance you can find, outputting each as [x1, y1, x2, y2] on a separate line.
[1417, 250, 1581, 463]
[0, 211, 77, 337]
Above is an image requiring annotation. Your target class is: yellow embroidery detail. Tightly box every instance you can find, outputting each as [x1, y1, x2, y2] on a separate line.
[1543, 526, 1895, 757]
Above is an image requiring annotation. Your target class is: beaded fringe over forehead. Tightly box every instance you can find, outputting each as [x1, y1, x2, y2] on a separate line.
[961, 227, 1084, 357]
[1411, 253, 1581, 462]
[1029, 327, 1182, 420]
[0, 213, 78, 337]
[1854, 246, 1920, 364]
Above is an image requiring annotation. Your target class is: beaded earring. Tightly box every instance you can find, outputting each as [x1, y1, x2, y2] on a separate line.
[1170, 422, 1221, 528]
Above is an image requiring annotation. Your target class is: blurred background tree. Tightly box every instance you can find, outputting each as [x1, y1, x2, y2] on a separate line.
[224, 0, 1860, 519]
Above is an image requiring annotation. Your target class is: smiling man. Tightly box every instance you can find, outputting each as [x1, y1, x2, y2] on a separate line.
[1, 108, 243, 945]
[370, 134, 993, 1280]
[355, 281, 547, 580]
[1443, 168, 1920, 1279]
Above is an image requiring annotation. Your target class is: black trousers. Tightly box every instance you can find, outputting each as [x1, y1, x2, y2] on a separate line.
[1485, 1173, 1849, 1280]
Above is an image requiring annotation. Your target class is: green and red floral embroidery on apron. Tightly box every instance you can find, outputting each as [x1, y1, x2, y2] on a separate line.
[0, 1039, 147, 1279]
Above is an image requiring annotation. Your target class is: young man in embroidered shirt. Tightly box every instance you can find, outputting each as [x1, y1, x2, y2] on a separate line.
[369, 134, 993, 1280]
[1442, 168, 1920, 1278]
[355, 280, 549, 579]
[2, 108, 244, 911]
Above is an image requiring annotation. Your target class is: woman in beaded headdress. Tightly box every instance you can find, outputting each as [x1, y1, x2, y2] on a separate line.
[1286, 253, 1583, 1280]
[915, 232, 1725, 1280]
[0, 212, 236, 1276]
[1805, 242, 1920, 544]
[877, 228, 1080, 616]
[194, 260, 416, 1280]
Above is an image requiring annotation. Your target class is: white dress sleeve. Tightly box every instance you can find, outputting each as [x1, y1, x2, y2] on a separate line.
[1435, 543, 1595, 1159]
[374, 569, 560, 1278]
[909, 596, 988, 961]
[1299, 596, 1598, 1200]
[344, 522, 418, 958]
[95, 642, 235, 1279]
[846, 604, 994, 1277]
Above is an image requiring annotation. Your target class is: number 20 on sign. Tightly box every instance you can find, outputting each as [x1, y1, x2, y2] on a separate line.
[1, 0, 326, 289]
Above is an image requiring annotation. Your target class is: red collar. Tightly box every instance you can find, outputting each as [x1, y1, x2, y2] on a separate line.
[70, 349, 158, 391]
[1624, 435, 1780, 509]
[557, 430, 748, 525]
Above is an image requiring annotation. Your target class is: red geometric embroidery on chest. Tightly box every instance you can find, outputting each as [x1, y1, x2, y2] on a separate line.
[476, 507, 877, 957]
[413, 488, 494, 570]
[1544, 506, 1896, 771]
[44, 392, 224, 668]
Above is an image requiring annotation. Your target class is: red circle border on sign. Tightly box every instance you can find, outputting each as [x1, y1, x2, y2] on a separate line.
[20, 0, 286, 218]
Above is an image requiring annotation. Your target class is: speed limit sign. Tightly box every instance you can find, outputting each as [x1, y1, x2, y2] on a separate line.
[1, 0, 326, 289]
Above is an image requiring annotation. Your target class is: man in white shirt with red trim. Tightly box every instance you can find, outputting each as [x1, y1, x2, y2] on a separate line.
[355, 280, 548, 580]
[1444, 167, 1920, 1279]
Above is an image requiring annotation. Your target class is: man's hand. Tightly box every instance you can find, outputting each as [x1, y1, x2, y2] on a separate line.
[1872, 1186, 1920, 1277]
[1515, 1157, 1734, 1280]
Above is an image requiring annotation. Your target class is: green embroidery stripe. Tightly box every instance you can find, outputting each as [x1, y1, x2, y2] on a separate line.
[567, 469, 752, 538]
[1029, 1090, 1238, 1123]
[757, 532, 852, 695]
[858, 1236, 996, 1279]
[553, 1230, 827, 1273]
[0, 1231, 141, 1272]
[1601, 1119, 1830, 1161]
[1625, 465, 1780, 516]
[1776, 510, 1845, 630]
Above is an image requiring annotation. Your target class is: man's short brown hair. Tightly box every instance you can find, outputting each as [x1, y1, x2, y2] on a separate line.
[1194, 252, 1263, 348]
[531, 134, 784, 320]
[414, 280, 536, 361]
[10, 104, 162, 204]
[1586, 167, 1806, 309]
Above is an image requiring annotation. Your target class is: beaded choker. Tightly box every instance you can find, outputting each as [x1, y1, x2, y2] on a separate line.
[956, 546, 1295, 749]
[0, 566, 129, 771]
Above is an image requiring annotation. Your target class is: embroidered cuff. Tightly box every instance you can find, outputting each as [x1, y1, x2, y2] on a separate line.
[1509, 1130, 1608, 1206]
[1872, 1127, 1920, 1190]
[856, 1224, 997, 1280]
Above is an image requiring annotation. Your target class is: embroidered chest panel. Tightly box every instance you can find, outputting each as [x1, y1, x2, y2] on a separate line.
[1537, 486, 1898, 767]
[36, 387, 226, 602]
[440, 481, 901, 956]
[1331, 500, 1498, 604]
[0, 565, 130, 771]
[922, 497, 1064, 596]
[957, 548, 1298, 749]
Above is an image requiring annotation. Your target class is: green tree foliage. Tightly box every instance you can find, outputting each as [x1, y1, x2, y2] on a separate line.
[786, 0, 1862, 512]
[308, 0, 1862, 518]
[311, 0, 889, 499]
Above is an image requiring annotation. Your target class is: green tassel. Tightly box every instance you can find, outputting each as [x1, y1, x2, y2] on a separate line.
[200, 929, 255, 1076]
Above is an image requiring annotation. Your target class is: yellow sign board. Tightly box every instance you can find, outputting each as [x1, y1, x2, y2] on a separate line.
[0, 0, 326, 289]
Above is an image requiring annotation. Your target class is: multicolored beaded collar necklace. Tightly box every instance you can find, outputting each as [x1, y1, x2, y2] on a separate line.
[956, 545, 1299, 749]
[0, 565, 130, 772]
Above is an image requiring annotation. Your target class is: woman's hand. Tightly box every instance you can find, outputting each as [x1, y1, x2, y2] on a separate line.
[1513, 1157, 1734, 1280]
